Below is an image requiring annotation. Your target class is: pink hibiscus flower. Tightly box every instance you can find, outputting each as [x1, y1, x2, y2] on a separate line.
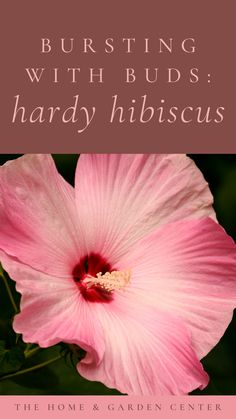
[0, 154, 236, 395]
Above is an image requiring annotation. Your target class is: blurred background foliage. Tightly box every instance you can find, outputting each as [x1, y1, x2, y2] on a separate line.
[0, 154, 235, 395]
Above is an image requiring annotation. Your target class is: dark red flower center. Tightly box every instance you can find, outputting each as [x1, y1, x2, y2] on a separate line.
[72, 252, 113, 303]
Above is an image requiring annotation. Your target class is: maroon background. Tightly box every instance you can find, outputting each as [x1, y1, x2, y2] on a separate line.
[1, 0, 235, 152]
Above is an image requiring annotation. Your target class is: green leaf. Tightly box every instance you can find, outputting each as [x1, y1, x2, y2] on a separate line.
[0, 340, 25, 375]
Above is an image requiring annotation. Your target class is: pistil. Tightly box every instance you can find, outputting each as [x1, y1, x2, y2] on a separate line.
[83, 269, 131, 292]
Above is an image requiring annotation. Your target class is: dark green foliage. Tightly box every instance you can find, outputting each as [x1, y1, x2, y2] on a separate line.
[0, 340, 25, 375]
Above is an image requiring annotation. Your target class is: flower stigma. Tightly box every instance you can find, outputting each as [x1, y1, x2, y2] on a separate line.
[83, 269, 131, 292]
[72, 253, 131, 302]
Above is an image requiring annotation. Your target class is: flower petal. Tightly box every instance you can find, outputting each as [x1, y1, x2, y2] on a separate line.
[75, 154, 215, 264]
[78, 301, 209, 395]
[118, 217, 236, 359]
[0, 251, 105, 367]
[0, 155, 82, 277]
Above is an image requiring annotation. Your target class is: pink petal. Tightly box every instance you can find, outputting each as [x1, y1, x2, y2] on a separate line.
[0, 251, 105, 367]
[0, 155, 83, 277]
[118, 217, 236, 359]
[2, 250, 208, 395]
[78, 301, 209, 395]
[75, 154, 215, 264]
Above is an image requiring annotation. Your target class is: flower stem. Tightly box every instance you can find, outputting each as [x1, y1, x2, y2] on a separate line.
[24, 346, 42, 359]
[0, 265, 18, 314]
[0, 355, 62, 381]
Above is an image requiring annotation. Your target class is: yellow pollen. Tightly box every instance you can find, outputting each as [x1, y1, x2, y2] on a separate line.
[83, 269, 131, 292]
